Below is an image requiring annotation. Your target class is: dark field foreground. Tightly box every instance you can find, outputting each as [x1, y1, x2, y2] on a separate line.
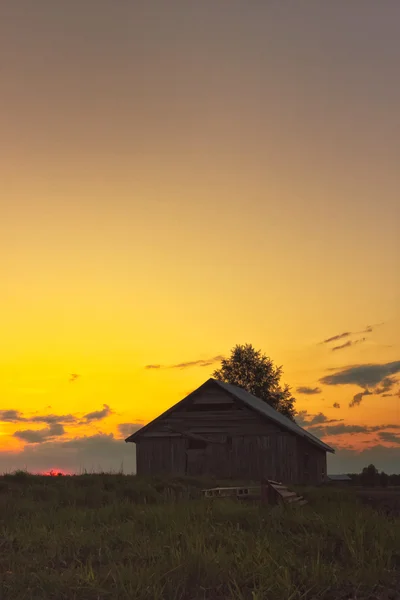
[0, 473, 399, 600]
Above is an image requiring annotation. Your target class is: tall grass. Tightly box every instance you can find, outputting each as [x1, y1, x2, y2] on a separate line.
[0, 473, 398, 599]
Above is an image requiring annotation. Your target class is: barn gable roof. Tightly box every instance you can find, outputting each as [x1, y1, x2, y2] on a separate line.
[125, 378, 335, 453]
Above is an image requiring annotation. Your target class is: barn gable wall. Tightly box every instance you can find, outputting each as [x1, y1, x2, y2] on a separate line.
[135, 385, 326, 484]
[138, 387, 284, 438]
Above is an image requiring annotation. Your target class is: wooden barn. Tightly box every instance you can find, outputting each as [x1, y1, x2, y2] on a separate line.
[125, 378, 334, 484]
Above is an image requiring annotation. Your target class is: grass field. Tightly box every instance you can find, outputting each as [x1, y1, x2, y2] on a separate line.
[0, 472, 399, 600]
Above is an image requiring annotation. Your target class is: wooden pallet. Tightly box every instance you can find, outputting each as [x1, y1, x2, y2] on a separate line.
[202, 480, 307, 506]
[202, 485, 260, 498]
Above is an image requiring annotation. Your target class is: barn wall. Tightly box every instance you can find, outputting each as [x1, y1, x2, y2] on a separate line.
[296, 437, 327, 484]
[135, 385, 327, 483]
[229, 433, 298, 483]
[136, 437, 187, 476]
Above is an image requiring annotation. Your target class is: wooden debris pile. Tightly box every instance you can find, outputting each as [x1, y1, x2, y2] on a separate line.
[202, 479, 307, 507]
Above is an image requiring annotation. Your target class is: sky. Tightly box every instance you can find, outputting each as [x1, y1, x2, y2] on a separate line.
[1, 0, 399, 475]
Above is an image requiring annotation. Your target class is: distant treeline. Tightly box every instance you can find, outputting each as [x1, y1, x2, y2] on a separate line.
[348, 464, 400, 487]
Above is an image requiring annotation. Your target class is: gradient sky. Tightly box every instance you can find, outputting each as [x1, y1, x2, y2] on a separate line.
[1, 1, 399, 475]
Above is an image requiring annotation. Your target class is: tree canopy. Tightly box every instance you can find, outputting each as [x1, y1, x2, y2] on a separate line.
[212, 343, 297, 421]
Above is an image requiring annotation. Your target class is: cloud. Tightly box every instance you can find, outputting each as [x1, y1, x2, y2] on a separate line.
[321, 323, 383, 345]
[333, 402, 340, 409]
[304, 421, 400, 439]
[320, 361, 400, 387]
[349, 389, 372, 408]
[0, 433, 137, 475]
[0, 410, 25, 422]
[31, 413, 78, 424]
[296, 386, 322, 395]
[296, 410, 343, 428]
[0, 409, 79, 425]
[378, 432, 400, 445]
[69, 374, 80, 382]
[13, 423, 65, 444]
[319, 361, 400, 407]
[145, 355, 225, 370]
[374, 376, 398, 395]
[117, 423, 144, 438]
[323, 332, 352, 344]
[332, 338, 366, 352]
[82, 404, 112, 422]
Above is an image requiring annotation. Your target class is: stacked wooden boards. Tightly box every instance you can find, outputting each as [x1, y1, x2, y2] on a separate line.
[266, 480, 308, 506]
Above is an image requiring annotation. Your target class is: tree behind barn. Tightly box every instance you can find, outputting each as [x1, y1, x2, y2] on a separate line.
[212, 344, 297, 421]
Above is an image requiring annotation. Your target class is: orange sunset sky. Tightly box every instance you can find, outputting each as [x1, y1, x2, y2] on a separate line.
[1, 1, 399, 474]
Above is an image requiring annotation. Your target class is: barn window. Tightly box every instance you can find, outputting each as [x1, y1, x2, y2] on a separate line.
[187, 438, 207, 450]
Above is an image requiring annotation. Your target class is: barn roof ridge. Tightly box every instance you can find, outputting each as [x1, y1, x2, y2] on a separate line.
[125, 377, 335, 453]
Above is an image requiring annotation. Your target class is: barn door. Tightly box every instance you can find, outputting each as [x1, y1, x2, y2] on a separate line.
[185, 438, 208, 476]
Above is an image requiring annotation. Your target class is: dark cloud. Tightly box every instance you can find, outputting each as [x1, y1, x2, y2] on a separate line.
[319, 361, 400, 407]
[296, 410, 343, 428]
[296, 386, 322, 395]
[170, 355, 225, 369]
[0, 409, 79, 425]
[349, 389, 372, 408]
[0, 410, 24, 422]
[145, 355, 225, 370]
[117, 423, 143, 438]
[321, 323, 383, 345]
[0, 433, 136, 475]
[374, 377, 398, 395]
[332, 338, 366, 352]
[323, 332, 352, 344]
[31, 413, 78, 424]
[82, 404, 112, 422]
[378, 432, 400, 445]
[333, 402, 340, 409]
[304, 421, 400, 439]
[320, 362, 400, 389]
[13, 423, 65, 444]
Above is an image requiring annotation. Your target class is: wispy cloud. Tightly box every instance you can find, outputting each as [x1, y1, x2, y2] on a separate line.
[82, 404, 112, 422]
[349, 389, 372, 408]
[323, 331, 352, 344]
[302, 418, 400, 440]
[117, 423, 144, 438]
[145, 355, 225, 370]
[332, 337, 366, 352]
[0, 410, 78, 424]
[296, 386, 322, 395]
[320, 323, 383, 345]
[13, 423, 65, 444]
[296, 410, 343, 427]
